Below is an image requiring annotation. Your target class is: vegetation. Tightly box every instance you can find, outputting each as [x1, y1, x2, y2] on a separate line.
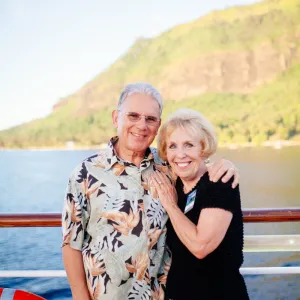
[0, 0, 299, 148]
[1, 62, 299, 148]
[162, 63, 300, 146]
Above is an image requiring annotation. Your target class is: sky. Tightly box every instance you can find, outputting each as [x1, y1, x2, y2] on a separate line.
[0, 0, 256, 130]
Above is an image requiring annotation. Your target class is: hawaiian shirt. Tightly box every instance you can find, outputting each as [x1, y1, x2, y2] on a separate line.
[62, 137, 172, 300]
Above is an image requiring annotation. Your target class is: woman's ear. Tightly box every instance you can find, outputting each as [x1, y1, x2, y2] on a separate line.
[201, 151, 210, 160]
[199, 141, 206, 157]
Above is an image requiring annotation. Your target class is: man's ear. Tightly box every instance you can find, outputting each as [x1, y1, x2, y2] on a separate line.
[157, 119, 162, 133]
[112, 110, 119, 128]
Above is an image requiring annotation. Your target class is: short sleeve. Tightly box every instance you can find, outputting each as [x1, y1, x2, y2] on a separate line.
[62, 163, 89, 250]
[157, 243, 172, 290]
[203, 177, 241, 214]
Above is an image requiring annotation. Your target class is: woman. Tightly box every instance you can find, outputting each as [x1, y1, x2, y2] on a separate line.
[151, 108, 249, 300]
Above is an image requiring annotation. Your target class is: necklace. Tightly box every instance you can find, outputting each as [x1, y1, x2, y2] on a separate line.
[182, 173, 204, 194]
[182, 168, 206, 194]
[183, 184, 197, 194]
[182, 186, 190, 194]
[183, 175, 203, 194]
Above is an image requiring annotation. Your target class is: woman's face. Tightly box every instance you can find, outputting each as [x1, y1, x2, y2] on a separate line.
[166, 127, 205, 183]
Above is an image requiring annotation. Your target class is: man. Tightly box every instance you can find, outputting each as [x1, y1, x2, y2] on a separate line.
[62, 82, 239, 300]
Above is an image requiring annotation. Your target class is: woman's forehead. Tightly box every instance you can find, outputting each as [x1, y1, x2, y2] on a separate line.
[167, 126, 201, 142]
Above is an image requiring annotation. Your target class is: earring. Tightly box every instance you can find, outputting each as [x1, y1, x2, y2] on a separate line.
[204, 158, 210, 165]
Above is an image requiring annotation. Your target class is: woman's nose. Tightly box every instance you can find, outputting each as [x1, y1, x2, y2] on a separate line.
[175, 148, 186, 158]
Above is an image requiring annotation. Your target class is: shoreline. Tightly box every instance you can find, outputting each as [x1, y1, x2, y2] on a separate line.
[1, 140, 300, 151]
[219, 140, 300, 150]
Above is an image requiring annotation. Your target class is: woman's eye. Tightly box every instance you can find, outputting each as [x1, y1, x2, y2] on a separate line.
[186, 143, 193, 148]
[168, 144, 176, 149]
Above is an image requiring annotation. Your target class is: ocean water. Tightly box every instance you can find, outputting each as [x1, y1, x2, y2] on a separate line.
[0, 148, 299, 299]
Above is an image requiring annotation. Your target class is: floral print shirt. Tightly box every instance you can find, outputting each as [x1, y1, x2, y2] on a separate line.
[62, 137, 172, 300]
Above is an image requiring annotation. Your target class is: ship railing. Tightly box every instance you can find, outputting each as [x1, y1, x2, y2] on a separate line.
[1, 207, 300, 277]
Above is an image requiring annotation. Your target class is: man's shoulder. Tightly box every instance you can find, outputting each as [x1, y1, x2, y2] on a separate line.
[150, 147, 165, 166]
[70, 148, 109, 179]
[83, 148, 110, 169]
[83, 149, 107, 163]
[150, 147, 176, 181]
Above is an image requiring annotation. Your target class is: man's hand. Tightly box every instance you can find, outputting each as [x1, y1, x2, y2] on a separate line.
[206, 158, 239, 188]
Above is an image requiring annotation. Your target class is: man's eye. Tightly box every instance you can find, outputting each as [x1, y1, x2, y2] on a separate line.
[128, 113, 140, 120]
[146, 116, 158, 123]
[129, 113, 139, 117]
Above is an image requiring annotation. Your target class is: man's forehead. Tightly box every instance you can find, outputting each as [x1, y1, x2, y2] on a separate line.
[121, 93, 160, 112]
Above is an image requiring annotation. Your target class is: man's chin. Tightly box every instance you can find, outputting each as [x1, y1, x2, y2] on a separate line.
[128, 143, 149, 153]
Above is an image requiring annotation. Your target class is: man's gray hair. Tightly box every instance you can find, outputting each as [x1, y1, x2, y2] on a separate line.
[117, 82, 163, 115]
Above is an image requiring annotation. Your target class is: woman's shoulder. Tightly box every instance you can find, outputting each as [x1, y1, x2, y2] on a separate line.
[201, 173, 241, 212]
[205, 173, 237, 192]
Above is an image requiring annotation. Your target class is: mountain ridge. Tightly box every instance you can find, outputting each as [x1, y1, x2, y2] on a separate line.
[1, 0, 299, 148]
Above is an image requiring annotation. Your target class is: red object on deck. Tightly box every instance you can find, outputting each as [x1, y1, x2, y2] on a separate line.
[0, 288, 45, 300]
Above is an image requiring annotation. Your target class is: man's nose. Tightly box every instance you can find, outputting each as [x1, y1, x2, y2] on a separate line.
[136, 116, 148, 129]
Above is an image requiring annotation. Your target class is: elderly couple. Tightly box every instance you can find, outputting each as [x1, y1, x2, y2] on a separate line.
[62, 83, 249, 300]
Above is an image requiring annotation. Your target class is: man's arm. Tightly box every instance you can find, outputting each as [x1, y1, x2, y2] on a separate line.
[62, 164, 90, 299]
[62, 245, 91, 300]
[206, 158, 239, 188]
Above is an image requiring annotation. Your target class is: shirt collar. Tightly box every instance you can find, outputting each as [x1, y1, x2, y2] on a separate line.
[104, 136, 155, 171]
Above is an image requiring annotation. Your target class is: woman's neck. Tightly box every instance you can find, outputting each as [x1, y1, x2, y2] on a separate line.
[182, 179, 200, 194]
[181, 172, 206, 194]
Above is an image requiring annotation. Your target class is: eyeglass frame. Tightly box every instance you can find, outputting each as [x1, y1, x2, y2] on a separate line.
[117, 110, 161, 126]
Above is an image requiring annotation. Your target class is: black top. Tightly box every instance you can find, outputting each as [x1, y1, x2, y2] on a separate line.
[166, 172, 249, 300]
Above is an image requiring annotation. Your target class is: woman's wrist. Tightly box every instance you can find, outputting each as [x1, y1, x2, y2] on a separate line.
[164, 201, 179, 214]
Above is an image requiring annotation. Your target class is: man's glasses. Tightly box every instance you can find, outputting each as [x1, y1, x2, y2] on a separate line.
[119, 111, 160, 126]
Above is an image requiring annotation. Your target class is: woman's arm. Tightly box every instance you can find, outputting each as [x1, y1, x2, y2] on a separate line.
[166, 205, 232, 259]
[151, 171, 233, 259]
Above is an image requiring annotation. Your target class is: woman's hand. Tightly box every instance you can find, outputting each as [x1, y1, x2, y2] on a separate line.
[151, 171, 178, 211]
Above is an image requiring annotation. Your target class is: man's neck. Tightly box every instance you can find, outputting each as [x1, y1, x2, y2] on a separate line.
[114, 142, 146, 167]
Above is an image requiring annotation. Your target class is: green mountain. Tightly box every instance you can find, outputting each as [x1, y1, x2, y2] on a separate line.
[1, 0, 300, 148]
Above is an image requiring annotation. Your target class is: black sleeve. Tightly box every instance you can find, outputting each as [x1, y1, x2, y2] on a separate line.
[202, 176, 241, 214]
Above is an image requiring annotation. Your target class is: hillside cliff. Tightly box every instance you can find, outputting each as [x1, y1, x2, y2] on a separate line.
[1, 0, 299, 148]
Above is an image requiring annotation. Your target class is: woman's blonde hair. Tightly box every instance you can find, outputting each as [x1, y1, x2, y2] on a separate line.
[157, 108, 218, 161]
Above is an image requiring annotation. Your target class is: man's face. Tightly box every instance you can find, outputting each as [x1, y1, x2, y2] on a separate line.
[112, 93, 161, 155]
